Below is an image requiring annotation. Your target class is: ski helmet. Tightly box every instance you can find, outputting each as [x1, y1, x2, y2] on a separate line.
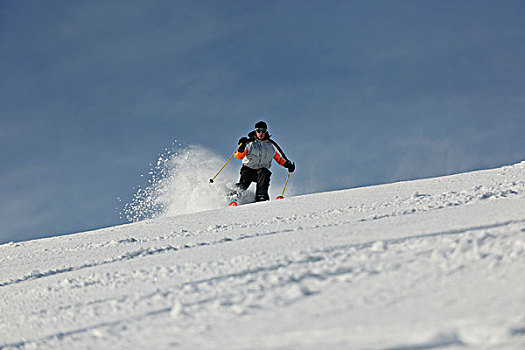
[255, 121, 268, 133]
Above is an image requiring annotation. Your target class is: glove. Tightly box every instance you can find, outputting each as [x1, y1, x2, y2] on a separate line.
[284, 161, 295, 173]
[238, 137, 249, 152]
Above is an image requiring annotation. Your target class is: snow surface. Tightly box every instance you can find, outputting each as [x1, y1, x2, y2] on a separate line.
[1, 161, 525, 349]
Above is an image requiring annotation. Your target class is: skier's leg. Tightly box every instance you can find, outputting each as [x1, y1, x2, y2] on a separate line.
[237, 166, 257, 190]
[229, 166, 256, 197]
[255, 168, 271, 202]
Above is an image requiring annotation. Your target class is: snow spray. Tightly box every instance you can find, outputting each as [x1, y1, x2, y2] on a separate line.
[121, 143, 254, 222]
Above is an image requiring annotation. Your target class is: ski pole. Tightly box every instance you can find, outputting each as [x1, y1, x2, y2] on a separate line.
[276, 172, 291, 199]
[209, 143, 242, 183]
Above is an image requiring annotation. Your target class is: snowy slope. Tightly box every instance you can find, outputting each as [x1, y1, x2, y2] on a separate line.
[1, 161, 524, 349]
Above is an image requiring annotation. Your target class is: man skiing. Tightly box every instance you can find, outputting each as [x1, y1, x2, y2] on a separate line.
[232, 121, 295, 202]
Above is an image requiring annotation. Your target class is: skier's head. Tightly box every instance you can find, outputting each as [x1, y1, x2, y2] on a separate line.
[254, 121, 268, 139]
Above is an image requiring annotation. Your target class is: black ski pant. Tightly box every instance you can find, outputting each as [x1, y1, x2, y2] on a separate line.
[236, 165, 271, 201]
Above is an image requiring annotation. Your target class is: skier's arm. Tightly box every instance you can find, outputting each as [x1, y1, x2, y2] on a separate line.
[235, 136, 250, 159]
[273, 152, 287, 166]
[274, 152, 295, 172]
[235, 148, 248, 159]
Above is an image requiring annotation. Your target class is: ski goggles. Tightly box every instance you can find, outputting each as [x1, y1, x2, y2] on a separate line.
[255, 128, 267, 134]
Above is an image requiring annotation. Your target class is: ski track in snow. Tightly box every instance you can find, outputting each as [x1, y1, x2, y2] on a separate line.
[0, 162, 524, 349]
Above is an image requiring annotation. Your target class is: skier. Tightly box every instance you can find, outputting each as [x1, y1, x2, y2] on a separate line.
[232, 121, 295, 202]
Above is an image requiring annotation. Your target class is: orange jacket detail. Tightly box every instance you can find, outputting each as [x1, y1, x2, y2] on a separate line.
[235, 148, 248, 160]
[273, 151, 287, 166]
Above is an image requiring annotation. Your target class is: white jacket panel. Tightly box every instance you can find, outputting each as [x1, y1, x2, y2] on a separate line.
[242, 140, 276, 169]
